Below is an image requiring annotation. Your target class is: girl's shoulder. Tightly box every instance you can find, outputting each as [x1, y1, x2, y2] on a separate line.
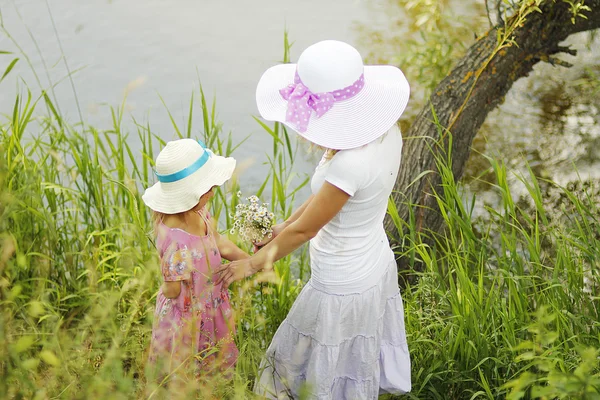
[156, 223, 202, 254]
[158, 212, 211, 240]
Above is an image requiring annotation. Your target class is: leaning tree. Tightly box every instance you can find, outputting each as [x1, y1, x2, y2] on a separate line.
[386, 0, 600, 271]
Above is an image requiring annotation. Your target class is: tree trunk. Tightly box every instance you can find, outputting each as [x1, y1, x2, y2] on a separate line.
[388, 1, 600, 274]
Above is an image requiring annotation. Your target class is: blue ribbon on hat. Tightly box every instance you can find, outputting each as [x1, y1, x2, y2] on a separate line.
[154, 140, 210, 183]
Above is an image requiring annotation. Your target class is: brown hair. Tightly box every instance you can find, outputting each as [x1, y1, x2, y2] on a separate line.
[298, 136, 339, 160]
[151, 211, 166, 234]
[323, 148, 339, 160]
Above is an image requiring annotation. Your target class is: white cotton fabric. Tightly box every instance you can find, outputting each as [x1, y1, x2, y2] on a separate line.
[254, 261, 411, 399]
[309, 124, 404, 294]
[254, 125, 411, 399]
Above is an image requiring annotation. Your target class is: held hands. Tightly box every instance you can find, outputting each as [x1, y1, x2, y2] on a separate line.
[215, 258, 257, 288]
[216, 221, 287, 287]
[252, 222, 287, 252]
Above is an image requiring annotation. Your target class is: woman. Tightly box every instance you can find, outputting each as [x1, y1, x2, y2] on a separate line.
[216, 40, 411, 399]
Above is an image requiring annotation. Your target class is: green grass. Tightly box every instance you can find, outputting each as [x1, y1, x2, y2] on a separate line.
[0, 79, 311, 398]
[2, 87, 599, 399]
[1, 37, 600, 400]
[390, 129, 600, 399]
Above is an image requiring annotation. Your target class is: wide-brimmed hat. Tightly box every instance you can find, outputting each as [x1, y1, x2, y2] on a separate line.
[142, 138, 236, 214]
[256, 40, 410, 150]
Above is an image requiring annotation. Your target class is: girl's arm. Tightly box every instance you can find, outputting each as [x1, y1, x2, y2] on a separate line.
[210, 218, 251, 261]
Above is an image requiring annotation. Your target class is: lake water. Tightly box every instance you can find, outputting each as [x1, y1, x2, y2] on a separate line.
[1, 0, 599, 210]
[0, 0, 386, 189]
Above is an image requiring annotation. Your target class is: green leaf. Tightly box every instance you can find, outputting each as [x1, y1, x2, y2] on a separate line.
[43, 91, 62, 127]
[256, 172, 271, 198]
[8, 285, 22, 301]
[14, 336, 36, 353]
[516, 351, 536, 361]
[28, 301, 45, 317]
[186, 91, 194, 138]
[253, 116, 283, 145]
[1, 58, 19, 84]
[21, 358, 41, 370]
[39, 350, 61, 367]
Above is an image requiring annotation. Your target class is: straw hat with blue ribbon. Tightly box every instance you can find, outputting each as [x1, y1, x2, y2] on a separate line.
[142, 138, 236, 214]
[256, 40, 410, 150]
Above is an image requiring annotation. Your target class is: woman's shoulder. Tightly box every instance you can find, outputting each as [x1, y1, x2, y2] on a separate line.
[327, 125, 401, 181]
[333, 145, 366, 162]
[329, 143, 372, 173]
[338, 125, 402, 160]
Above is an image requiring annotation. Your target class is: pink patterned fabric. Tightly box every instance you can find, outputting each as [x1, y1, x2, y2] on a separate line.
[148, 211, 238, 376]
[279, 72, 365, 132]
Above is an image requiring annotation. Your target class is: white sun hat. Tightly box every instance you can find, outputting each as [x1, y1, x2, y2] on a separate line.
[256, 40, 410, 150]
[142, 138, 236, 214]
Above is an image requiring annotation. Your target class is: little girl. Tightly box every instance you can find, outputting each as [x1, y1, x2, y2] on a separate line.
[142, 138, 248, 378]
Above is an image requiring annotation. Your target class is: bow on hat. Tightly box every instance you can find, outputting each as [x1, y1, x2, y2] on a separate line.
[279, 72, 365, 133]
[279, 83, 335, 132]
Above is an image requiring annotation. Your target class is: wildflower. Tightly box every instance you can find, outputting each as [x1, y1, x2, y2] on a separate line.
[231, 193, 274, 243]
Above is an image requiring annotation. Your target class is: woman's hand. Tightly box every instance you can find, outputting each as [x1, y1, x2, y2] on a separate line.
[215, 258, 258, 288]
[253, 222, 288, 252]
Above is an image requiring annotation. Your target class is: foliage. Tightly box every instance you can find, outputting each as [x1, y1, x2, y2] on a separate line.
[357, 0, 595, 126]
[386, 113, 600, 399]
[1, 8, 600, 400]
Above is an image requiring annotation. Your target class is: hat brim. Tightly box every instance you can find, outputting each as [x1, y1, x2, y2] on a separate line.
[256, 63, 410, 150]
[142, 155, 236, 214]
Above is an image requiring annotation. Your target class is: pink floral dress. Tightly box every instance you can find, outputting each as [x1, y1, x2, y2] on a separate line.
[148, 211, 238, 376]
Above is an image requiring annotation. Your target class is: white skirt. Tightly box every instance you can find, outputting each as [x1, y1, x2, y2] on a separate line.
[254, 260, 411, 399]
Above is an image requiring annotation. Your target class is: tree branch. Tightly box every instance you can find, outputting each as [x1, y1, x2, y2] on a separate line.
[388, 0, 600, 275]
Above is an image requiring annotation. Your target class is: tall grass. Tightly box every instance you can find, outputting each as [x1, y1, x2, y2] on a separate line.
[2, 39, 600, 400]
[0, 68, 310, 397]
[388, 124, 600, 399]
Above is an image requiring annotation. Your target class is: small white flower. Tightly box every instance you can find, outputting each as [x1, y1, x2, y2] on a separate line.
[231, 194, 273, 242]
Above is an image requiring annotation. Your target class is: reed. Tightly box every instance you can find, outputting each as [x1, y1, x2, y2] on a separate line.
[1, 34, 599, 400]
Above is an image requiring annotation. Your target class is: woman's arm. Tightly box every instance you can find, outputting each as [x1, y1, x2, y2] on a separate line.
[283, 194, 315, 225]
[215, 183, 349, 286]
[254, 195, 315, 248]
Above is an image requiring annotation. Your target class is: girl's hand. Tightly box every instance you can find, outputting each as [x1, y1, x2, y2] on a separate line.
[215, 258, 257, 288]
[253, 222, 287, 252]
[161, 281, 181, 298]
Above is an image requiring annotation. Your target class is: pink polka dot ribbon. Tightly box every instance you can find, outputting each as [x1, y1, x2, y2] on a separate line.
[279, 72, 365, 132]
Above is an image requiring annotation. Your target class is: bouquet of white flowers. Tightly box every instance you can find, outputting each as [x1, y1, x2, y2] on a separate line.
[230, 193, 275, 243]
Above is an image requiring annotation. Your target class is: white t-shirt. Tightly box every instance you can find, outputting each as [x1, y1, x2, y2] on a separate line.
[309, 124, 403, 294]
